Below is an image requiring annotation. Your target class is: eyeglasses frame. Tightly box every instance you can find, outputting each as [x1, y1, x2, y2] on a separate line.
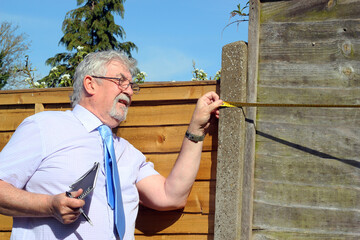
[91, 75, 140, 94]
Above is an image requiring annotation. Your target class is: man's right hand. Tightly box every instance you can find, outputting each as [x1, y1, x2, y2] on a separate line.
[50, 189, 85, 224]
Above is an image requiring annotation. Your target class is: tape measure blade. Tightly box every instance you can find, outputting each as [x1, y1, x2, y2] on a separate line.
[221, 101, 237, 107]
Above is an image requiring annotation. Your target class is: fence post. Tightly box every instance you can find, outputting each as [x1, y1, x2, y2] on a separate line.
[214, 41, 249, 240]
[34, 103, 44, 113]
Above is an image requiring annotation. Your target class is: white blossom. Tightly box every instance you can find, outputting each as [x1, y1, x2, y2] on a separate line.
[61, 74, 71, 79]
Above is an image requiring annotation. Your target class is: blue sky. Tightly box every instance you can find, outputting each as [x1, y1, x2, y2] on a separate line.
[0, 0, 248, 83]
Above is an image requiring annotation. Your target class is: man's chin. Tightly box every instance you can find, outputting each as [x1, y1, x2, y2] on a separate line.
[110, 107, 128, 122]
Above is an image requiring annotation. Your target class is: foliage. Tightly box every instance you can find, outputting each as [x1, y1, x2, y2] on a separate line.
[223, 1, 249, 33]
[134, 71, 147, 84]
[192, 61, 208, 81]
[192, 1, 247, 83]
[41, 46, 88, 87]
[213, 70, 221, 81]
[14, 55, 40, 88]
[0, 21, 31, 89]
[192, 61, 220, 81]
[0, 52, 10, 89]
[42, 0, 137, 87]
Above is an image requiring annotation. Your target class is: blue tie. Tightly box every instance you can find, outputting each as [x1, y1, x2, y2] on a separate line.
[98, 125, 126, 239]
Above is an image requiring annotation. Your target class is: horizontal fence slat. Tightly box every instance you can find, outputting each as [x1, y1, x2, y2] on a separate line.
[135, 235, 212, 240]
[185, 181, 215, 214]
[0, 81, 217, 105]
[146, 151, 217, 180]
[0, 109, 35, 131]
[256, 121, 360, 160]
[254, 179, 360, 211]
[1, 126, 219, 153]
[121, 103, 196, 127]
[135, 210, 213, 235]
[257, 107, 360, 126]
[253, 231, 360, 240]
[260, 19, 360, 43]
[261, 0, 360, 23]
[257, 86, 360, 105]
[0, 88, 73, 105]
[0, 232, 11, 239]
[116, 125, 218, 153]
[133, 81, 217, 101]
[253, 201, 360, 234]
[0, 132, 13, 151]
[255, 153, 359, 188]
[0, 214, 12, 231]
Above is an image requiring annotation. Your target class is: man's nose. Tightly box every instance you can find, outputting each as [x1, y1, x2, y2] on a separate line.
[122, 84, 134, 97]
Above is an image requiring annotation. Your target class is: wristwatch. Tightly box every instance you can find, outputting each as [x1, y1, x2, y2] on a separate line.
[185, 130, 205, 143]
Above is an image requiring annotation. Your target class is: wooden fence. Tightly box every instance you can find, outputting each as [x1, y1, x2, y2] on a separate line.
[252, 1, 360, 238]
[0, 80, 219, 239]
[214, 1, 360, 239]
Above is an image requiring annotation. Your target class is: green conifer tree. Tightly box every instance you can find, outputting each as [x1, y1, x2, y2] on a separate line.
[42, 0, 136, 87]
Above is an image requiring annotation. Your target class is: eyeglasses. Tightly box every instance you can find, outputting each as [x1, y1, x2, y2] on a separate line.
[91, 75, 140, 94]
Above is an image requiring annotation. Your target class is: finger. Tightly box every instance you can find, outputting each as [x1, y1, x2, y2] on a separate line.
[209, 99, 223, 112]
[197, 91, 217, 104]
[63, 212, 81, 224]
[70, 188, 84, 198]
[66, 190, 85, 208]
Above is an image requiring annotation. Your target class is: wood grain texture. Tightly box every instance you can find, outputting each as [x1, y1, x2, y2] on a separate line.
[135, 208, 214, 235]
[253, 201, 359, 234]
[135, 235, 213, 240]
[261, 0, 360, 23]
[0, 108, 34, 131]
[252, 231, 360, 240]
[0, 81, 217, 105]
[146, 151, 217, 180]
[0, 214, 12, 230]
[121, 103, 196, 127]
[249, 0, 360, 238]
[0, 232, 11, 239]
[116, 125, 218, 154]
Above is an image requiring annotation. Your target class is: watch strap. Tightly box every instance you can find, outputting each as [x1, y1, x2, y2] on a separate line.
[185, 130, 205, 142]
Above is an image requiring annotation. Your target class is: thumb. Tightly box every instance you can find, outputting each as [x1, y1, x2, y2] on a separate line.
[67, 189, 85, 208]
[209, 99, 223, 112]
[70, 188, 84, 199]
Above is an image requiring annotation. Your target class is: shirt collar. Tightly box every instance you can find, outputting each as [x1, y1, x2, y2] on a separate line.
[72, 104, 104, 133]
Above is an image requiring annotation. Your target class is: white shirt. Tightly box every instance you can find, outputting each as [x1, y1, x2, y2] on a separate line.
[0, 105, 159, 240]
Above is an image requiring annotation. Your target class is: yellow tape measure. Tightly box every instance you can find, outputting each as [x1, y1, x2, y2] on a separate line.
[221, 101, 360, 108]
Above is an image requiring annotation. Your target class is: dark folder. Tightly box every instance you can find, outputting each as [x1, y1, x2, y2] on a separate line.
[69, 162, 100, 199]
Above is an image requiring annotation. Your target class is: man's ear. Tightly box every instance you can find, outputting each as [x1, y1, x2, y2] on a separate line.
[83, 75, 97, 95]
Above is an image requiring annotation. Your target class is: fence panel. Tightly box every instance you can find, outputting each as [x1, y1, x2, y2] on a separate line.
[0, 80, 218, 239]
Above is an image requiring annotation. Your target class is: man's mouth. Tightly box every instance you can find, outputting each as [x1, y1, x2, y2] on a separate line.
[118, 99, 129, 106]
[116, 94, 131, 107]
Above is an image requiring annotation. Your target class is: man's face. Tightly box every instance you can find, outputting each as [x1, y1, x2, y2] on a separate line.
[94, 60, 134, 127]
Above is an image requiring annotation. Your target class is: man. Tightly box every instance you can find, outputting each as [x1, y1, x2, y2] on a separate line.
[0, 50, 222, 239]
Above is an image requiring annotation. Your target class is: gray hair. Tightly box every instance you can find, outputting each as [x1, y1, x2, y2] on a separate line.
[71, 50, 137, 107]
